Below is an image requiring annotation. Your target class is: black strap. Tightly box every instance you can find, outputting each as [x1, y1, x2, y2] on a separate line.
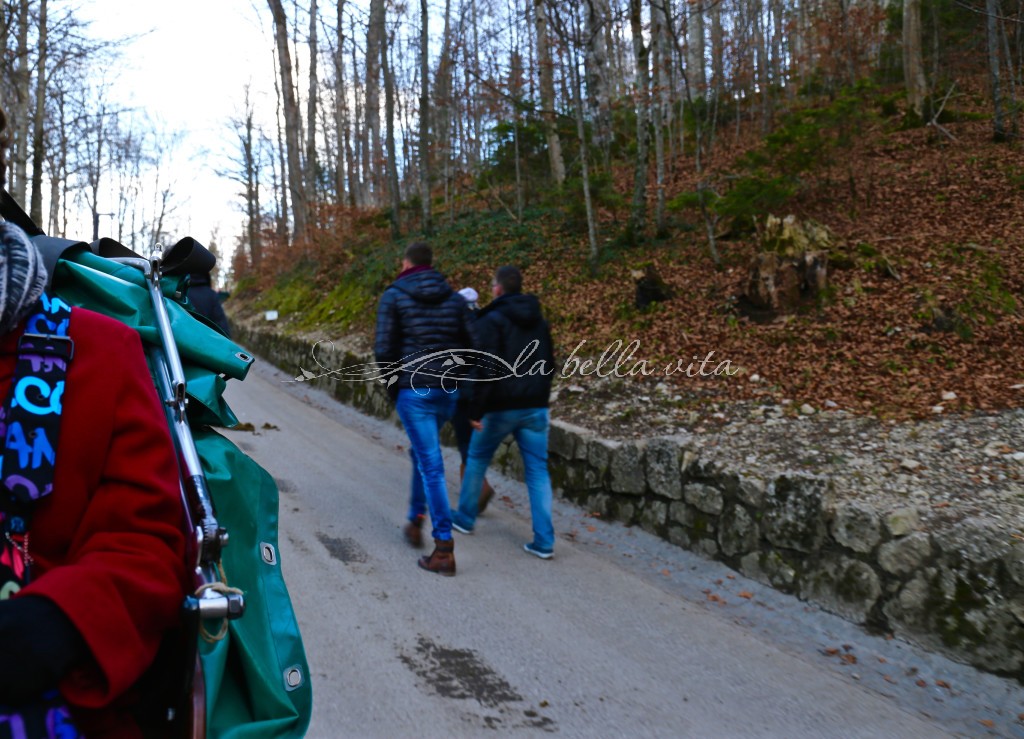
[0, 188, 43, 237]
[0, 294, 79, 736]
[1, 293, 74, 528]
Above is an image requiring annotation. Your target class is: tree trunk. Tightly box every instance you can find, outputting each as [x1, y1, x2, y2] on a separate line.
[348, 12, 362, 206]
[629, 0, 650, 237]
[902, 0, 928, 118]
[687, 0, 706, 94]
[268, 0, 308, 242]
[987, 0, 1007, 140]
[383, 27, 401, 239]
[29, 0, 47, 225]
[306, 0, 319, 209]
[419, 0, 433, 234]
[366, 0, 384, 205]
[651, 0, 671, 234]
[12, 0, 30, 202]
[567, 5, 600, 269]
[584, 0, 612, 168]
[536, 0, 566, 186]
[435, 0, 454, 222]
[271, 45, 290, 240]
[334, 0, 347, 202]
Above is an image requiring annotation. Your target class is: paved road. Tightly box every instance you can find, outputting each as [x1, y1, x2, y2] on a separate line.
[222, 359, 1024, 738]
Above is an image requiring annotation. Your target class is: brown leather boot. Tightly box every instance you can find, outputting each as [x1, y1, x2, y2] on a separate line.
[403, 515, 425, 549]
[418, 538, 456, 576]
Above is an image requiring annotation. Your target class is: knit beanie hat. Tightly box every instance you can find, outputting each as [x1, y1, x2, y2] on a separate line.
[0, 222, 48, 336]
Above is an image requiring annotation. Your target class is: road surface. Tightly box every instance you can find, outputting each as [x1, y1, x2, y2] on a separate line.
[222, 359, 1024, 738]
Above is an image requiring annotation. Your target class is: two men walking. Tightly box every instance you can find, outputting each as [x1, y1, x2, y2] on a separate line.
[375, 245, 556, 576]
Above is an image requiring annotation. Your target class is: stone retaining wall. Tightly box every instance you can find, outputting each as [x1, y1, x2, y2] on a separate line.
[236, 323, 1024, 683]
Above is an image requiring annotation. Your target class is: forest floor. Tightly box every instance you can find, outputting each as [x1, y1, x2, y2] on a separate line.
[229, 87, 1024, 442]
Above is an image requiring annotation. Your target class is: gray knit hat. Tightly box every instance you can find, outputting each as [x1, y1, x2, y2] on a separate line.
[0, 222, 48, 335]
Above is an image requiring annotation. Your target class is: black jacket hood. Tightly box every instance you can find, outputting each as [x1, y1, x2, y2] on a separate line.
[487, 293, 543, 328]
[392, 269, 454, 305]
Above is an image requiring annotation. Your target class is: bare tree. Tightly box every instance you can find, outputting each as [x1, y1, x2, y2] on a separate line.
[10, 0, 30, 200]
[903, 0, 928, 118]
[628, 0, 650, 236]
[383, 22, 401, 238]
[28, 0, 45, 223]
[986, 0, 1007, 140]
[535, 0, 566, 185]
[548, 3, 600, 267]
[268, 0, 309, 241]
[584, 0, 612, 167]
[306, 0, 320, 204]
[366, 0, 384, 206]
[419, 0, 433, 233]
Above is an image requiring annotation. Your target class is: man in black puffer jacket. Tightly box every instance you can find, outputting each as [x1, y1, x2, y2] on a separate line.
[451, 265, 557, 560]
[375, 242, 471, 575]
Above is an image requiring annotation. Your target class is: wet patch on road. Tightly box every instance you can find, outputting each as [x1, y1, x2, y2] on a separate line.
[316, 532, 369, 564]
[399, 634, 556, 732]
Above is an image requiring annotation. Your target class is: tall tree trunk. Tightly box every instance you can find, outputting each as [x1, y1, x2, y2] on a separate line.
[29, 0, 47, 225]
[651, 0, 672, 234]
[419, 0, 433, 234]
[243, 89, 263, 269]
[469, 0, 482, 168]
[987, 0, 1006, 139]
[629, 0, 650, 237]
[584, 0, 612, 168]
[349, 12, 362, 206]
[47, 89, 67, 235]
[268, 0, 308, 241]
[383, 28, 401, 238]
[271, 46, 290, 240]
[306, 0, 319, 209]
[756, 0, 770, 130]
[366, 0, 384, 205]
[902, 0, 928, 118]
[687, 0, 706, 94]
[334, 0, 348, 203]
[435, 0, 454, 222]
[535, 0, 566, 186]
[12, 0, 30, 202]
[710, 0, 724, 106]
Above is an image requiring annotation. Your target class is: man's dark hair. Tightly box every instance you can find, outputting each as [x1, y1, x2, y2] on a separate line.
[404, 242, 433, 266]
[495, 265, 522, 294]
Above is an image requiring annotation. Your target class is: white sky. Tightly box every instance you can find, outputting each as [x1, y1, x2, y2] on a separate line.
[75, 0, 278, 263]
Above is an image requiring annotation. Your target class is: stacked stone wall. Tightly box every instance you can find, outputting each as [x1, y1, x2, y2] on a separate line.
[235, 324, 1024, 682]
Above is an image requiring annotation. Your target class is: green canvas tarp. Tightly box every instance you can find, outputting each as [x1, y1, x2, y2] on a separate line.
[49, 244, 313, 738]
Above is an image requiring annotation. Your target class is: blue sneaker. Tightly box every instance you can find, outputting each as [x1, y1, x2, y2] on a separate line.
[523, 542, 553, 559]
[451, 520, 474, 535]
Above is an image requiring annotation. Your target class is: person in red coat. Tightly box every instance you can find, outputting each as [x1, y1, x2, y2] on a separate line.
[0, 221, 188, 735]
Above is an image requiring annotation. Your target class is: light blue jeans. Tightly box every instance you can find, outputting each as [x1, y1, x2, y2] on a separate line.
[396, 388, 459, 541]
[453, 407, 554, 552]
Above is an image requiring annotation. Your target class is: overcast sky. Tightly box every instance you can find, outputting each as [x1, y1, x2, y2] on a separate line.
[76, 0, 277, 263]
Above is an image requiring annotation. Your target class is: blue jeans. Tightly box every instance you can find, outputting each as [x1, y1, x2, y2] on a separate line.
[453, 407, 554, 552]
[396, 388, 459, 541]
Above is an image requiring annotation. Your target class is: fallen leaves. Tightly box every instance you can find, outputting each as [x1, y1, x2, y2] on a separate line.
[738, 591, 754, 599]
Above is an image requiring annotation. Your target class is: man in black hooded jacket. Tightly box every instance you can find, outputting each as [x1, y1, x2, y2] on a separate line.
[451, 265, 557, 559]
[375, 242, 471, 575]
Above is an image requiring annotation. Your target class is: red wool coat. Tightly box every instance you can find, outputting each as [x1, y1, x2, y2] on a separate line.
[2, 307, 187, 735]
